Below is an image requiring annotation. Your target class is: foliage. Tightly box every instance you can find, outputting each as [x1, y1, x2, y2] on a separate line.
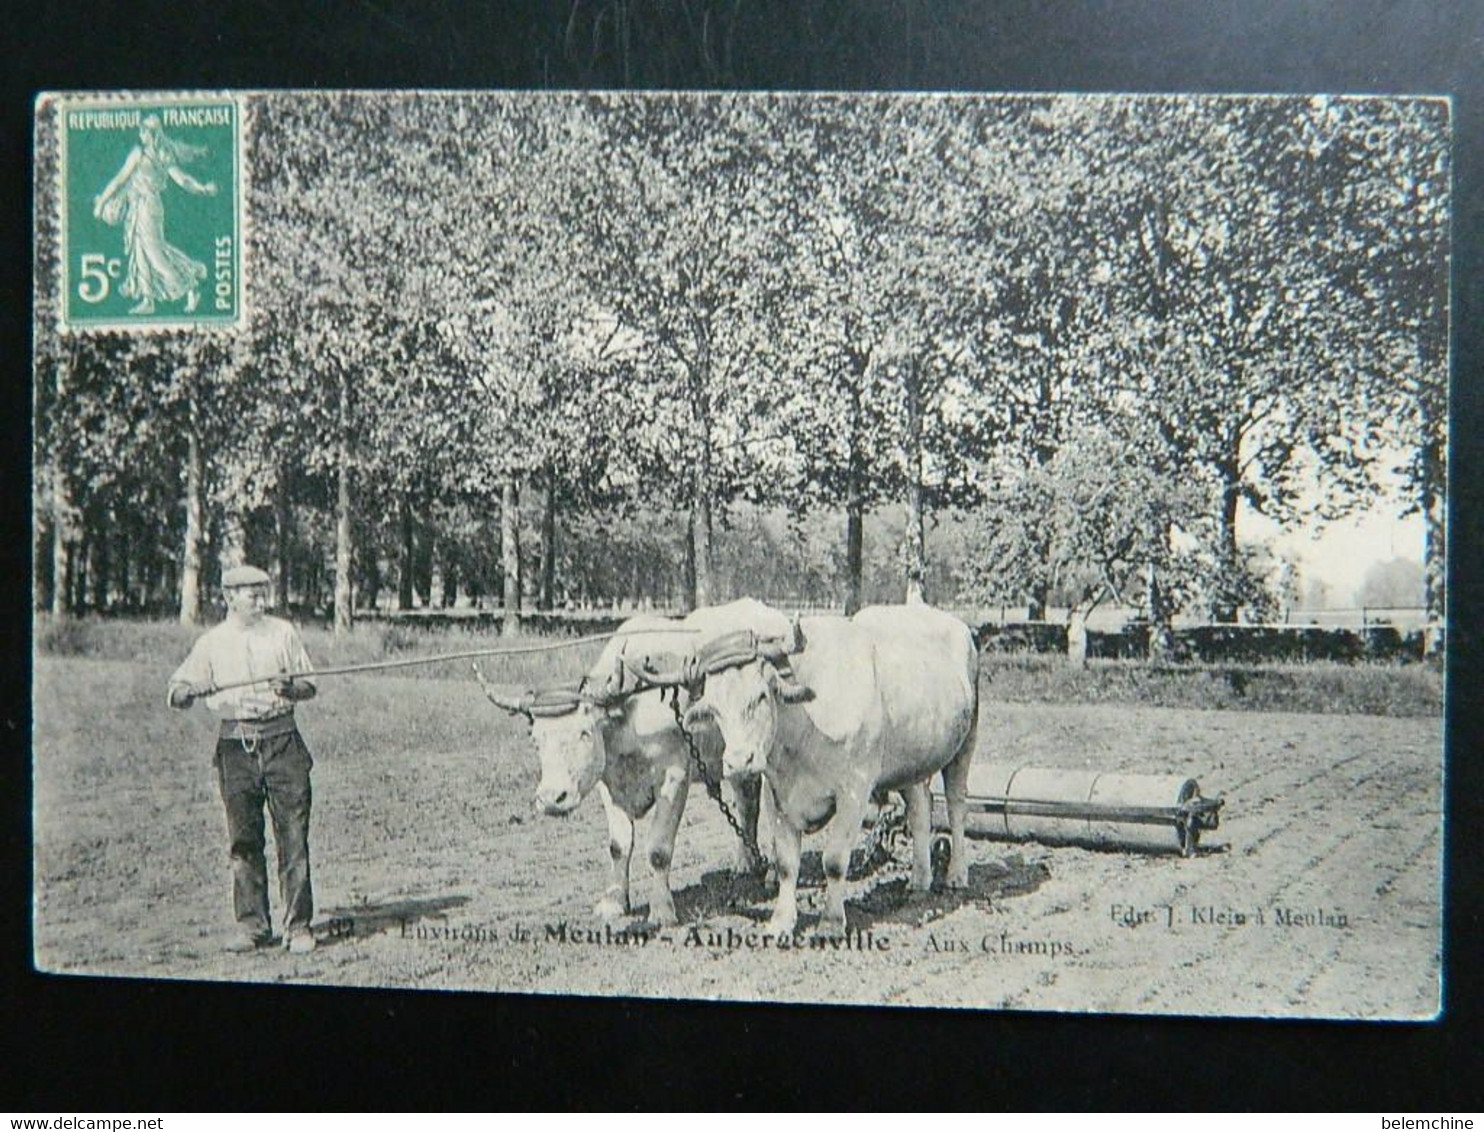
[1356, 557, 1426, 609]
[33, 93, 1448, 630]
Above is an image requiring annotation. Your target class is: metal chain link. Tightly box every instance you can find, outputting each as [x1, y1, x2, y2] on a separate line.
[859, 795, 909, 873]
[668, 692, 769, 875]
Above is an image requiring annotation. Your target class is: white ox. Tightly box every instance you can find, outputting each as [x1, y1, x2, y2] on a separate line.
[681, 603, 979, 937]
[478, 599, 793, 926]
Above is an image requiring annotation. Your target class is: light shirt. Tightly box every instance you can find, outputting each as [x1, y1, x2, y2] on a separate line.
[168, 614, 316, 720]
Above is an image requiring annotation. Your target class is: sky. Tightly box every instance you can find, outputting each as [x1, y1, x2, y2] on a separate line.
[1247, 495, 1424, 608]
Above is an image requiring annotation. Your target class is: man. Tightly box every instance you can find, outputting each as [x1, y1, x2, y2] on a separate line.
[168, 565, 319, 954]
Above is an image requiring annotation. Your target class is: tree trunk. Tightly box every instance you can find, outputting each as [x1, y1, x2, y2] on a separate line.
[682, 507, 697, 614]
[74, 532, 90, 614]
[1026, 581, 1048, 623]
[51, 499, 73, 619]
[539, 476, 557, 612]
[49, 357, 74, 620]
[502, 479, 522, 637]
[333, 370, 354, 635]
[35, 513, 53, 612]
[903, 360, 928, 605]
[162, 557, 177, 613]
[275, 467, 292, 612]
[90, 508, 110, 612]
[442, 548, 459, 609]
[1066, 607, 1089, 668]
[1145, 558, 1173, 662]
[692, 495, 714, 609]
[844, 502, 864, 616]
[116, 518, 132, 611]
[690, 356, 715, 611]
[221, 507, 247, 581]
[415, 527, 434, 608]
[398, 495, 415, 612]
[1212, 437, 1242, 624]
[844, 375, 866, 615]
[179, 409, 206, 627]
[1420, 419, 1446, 657]
[1214, 478, 1240, 624]
[363, 554, 382, 613]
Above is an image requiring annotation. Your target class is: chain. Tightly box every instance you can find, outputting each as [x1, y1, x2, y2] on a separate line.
[668, 692, 769, 875]
[859, 794, 909, 872]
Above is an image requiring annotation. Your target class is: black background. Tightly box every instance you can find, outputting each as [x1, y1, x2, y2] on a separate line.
[4, 0, 1481, 1111]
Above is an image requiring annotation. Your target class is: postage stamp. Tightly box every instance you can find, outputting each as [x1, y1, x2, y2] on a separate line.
[55, 95, 243, 331]
[31, 91, 1448, 1020]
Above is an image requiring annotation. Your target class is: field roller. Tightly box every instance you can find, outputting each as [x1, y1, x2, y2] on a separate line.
[926, 763, 1224, 856]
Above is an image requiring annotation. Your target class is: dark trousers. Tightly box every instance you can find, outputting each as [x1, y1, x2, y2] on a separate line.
[214, 730, 313, 939]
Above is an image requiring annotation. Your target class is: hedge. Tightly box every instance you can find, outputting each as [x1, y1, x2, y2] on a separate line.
[976, 621, 1431, 665]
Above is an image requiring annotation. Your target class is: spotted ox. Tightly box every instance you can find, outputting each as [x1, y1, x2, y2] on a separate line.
[476, 599, 793, 926]
[681, 603, 979, 937]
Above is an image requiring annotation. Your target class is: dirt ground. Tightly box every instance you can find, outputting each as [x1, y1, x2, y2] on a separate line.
[32, 656, 1442, 1018]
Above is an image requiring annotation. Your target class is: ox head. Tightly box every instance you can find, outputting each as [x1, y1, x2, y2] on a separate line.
[681, 621, 811, 778]
[473, 659, 631, 816]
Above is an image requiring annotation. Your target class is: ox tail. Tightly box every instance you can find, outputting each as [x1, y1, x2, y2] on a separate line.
[941, 631, 980, 800]
[938, 635, 980, 888]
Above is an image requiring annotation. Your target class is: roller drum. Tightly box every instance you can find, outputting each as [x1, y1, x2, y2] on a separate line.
[935, 763, 1212, 854]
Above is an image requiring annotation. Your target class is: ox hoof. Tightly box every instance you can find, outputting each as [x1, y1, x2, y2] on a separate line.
[650, 901, 679, 928]
[946, 868, 970, 891]
[813, 916, 847, 941]
[908, 873, 933, 894]
[592, 897, 628, 921]
[764, 915, 797, 938]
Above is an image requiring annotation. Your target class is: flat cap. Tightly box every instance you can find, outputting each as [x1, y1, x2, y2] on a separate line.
[222, 565, 271, 588]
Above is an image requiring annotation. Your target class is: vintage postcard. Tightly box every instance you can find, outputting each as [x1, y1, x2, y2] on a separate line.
[31, 90, 1447, 1019]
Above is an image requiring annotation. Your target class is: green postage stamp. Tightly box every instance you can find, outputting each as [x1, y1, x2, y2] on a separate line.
[57, 95, 243, 331]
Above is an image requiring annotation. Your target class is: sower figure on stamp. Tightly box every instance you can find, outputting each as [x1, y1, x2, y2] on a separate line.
[167, 565, 319, 954]
[92, 114, 218, 316]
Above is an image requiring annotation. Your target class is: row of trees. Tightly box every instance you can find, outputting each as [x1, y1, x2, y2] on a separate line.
[34, 93, 1448, 648]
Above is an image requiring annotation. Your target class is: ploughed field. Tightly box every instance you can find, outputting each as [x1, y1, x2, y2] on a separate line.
[33, 655, 1442, 1017]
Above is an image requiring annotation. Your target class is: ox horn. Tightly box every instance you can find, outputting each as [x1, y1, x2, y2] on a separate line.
[786, 615, 805, 654]
[624, 651, 694, 689]
[759, 620, 813, 703]
[758, 617, 805, 661]
[471, 662, 533, 716]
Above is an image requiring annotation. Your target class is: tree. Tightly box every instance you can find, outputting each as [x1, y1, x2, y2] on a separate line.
[780, 98, 1027, 607]
[968, 419, 1201, 659]
[558, 94, 799, 610]
[1101, 97, 1447, 626]
[1356, 557, 1425, 610]
[1304, 98, 1449, 648]
[250, 93, 506, 632]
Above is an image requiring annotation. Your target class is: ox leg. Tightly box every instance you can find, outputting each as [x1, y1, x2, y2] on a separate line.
[724, 774, 764, 874]
[644, 765, 690, 926]
[941, 711, 977, 890]
[764, 784, 802, 937]
[818, 789, 872, 938]
[593, 783, 633, 921]
[903, 782, 934, 893]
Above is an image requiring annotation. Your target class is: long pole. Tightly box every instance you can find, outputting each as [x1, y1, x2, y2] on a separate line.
[202, 626, 698, 695]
